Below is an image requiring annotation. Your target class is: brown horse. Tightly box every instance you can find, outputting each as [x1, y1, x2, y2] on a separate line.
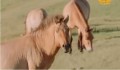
[63, 0, 93, 52]
[25, 8, 47, 34]
[0, 15, 70, 69]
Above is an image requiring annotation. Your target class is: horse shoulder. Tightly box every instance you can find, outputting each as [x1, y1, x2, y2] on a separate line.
[26, 45, 43, 68]
[25, 35, 44, 68]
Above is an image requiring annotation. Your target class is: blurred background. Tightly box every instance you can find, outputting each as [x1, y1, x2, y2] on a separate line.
[1, 0, 120, 69]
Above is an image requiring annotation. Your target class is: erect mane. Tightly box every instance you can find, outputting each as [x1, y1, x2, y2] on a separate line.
[74, 0, 90, 31]
[34, 15, 56, 32]
[40, 8, 47, 19]
[74, 0, 86, 21]
[74, 0, 90, 21]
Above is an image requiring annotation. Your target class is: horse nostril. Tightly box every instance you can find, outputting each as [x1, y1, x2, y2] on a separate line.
[64, 44, 70, 53]
[62, 44, 65, 47]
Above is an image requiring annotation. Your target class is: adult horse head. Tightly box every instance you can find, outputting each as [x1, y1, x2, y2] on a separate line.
[78, 27, 93, 52]
[53, 15, 71, 53]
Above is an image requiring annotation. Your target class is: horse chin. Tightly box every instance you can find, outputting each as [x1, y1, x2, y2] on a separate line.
[64, 44, 71, 53]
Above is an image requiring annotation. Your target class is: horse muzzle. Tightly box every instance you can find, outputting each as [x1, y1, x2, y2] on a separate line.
[85, 46, 93, 52]
[63, 43, 72, 54]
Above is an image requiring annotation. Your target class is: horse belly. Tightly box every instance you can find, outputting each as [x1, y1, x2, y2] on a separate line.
[14, 59, 28, 69]
[1, 50, 28, 69]
[0, 41, 28, 69]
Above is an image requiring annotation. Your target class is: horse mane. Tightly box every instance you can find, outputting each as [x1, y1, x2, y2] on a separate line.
[74, 0, 90, 31]
[34, 15, 55, 32]
[74, 0, 86, 21]
[74, 0, 90, 21]
[40, 8, 47, 19]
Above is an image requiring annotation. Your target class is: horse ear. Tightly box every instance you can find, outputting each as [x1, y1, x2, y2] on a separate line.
[54, 15, 64, 24]
[63, 16, 69, 24]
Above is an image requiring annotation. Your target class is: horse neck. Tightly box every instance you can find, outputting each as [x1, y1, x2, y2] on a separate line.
[73, 0, 89, 33]
[32, 24, 60, 56]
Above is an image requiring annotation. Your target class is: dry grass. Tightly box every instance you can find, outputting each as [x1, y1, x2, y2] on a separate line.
[1, 0, 120, 69]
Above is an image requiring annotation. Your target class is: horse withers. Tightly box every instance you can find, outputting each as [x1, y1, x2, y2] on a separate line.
[25, 8, 47, 34]
[0, 14, 70, 69]
[63, 0, 93, 52]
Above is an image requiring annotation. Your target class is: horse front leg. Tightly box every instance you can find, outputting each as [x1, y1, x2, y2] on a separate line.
[69, 35, 73, 54]
[69, 31, 73, 54]
[27, 56, 36, 70]
[78, 29, 83, 52]
[78, 36, 83, 52]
